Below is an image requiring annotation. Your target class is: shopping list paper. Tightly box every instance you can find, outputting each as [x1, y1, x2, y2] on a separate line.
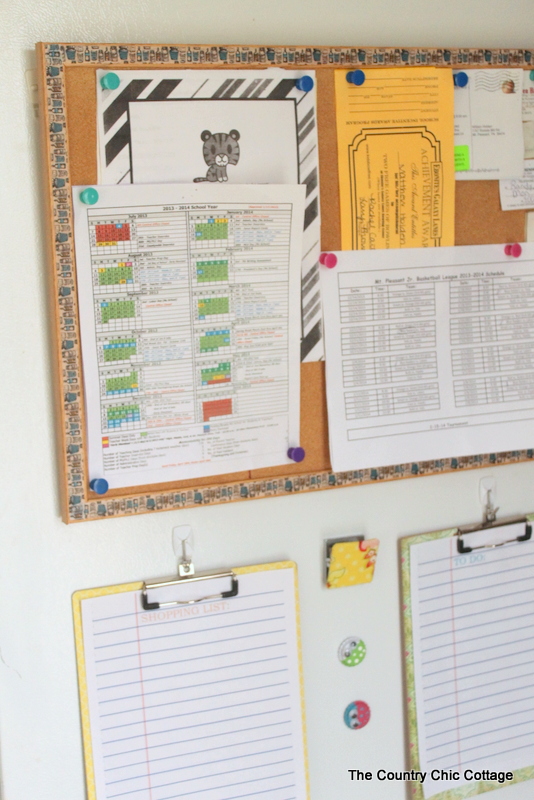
[72, 183, 304, 489]
[96, 68, 323, 362]
[500, 71, 534, 209]
[320, 244, 534, 472]
[334, 67, 455, 250]
[455, 69, 524, 181]
[407, 526, 534, 799]
[73, 563, 309, 800]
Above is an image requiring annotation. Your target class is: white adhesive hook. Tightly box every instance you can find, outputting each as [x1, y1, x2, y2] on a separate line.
[172, 525, 194, 575]
[479, 477, 499, 524]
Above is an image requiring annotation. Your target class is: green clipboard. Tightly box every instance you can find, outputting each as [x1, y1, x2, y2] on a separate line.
[400, 514, 534, 800]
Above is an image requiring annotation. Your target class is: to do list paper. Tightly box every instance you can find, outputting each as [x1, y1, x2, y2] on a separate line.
[403, 524, 534, 799]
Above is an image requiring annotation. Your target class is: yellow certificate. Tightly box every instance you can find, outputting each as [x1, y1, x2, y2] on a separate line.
[335, 68, 455, 250]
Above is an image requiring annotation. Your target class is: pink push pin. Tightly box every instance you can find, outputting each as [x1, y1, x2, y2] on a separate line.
[319, 252, 338, 269]
[288, 446, 306, 463]
[504, 243, 522, 257]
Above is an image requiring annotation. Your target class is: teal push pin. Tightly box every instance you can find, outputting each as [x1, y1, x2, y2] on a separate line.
[530, 70, 534, 81]
[80, 187, 99, 205]
[100, 72, 120, 91]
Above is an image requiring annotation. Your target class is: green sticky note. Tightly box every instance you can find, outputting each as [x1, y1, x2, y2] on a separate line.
[455, 145, 470, 172]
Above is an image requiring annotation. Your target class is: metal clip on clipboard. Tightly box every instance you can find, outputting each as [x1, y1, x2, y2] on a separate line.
[141, 532, 238, 610]
[456, 488, 532, 554]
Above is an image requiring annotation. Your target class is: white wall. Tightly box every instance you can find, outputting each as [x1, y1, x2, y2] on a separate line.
[2, 2, 534, 799]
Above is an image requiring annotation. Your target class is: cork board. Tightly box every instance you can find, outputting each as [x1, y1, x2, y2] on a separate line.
[37, 42, 531, 523]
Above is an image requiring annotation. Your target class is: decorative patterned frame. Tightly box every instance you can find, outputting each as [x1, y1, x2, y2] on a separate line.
[37, 42, 534, 522]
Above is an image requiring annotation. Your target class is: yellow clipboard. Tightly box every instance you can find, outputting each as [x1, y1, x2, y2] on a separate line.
[73, 561, 310, 800]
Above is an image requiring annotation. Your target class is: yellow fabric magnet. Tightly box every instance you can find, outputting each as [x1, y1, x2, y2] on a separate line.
[326, 538, 380, 588]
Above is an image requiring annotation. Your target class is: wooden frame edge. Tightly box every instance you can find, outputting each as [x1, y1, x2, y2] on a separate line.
[38, 41, 534, 523]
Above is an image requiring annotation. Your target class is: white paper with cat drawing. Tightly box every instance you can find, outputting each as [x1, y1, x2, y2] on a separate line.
[96, 68, 323, 362]
[128, 100, 298, 186]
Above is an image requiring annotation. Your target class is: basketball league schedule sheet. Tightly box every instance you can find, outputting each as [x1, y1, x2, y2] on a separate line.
[72, 183, 305, 489]
[321, 244, 534, 472]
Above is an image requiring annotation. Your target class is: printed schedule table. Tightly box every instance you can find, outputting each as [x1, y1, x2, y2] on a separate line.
[74, 183, 304, 489]
[321, 245, 534, 472]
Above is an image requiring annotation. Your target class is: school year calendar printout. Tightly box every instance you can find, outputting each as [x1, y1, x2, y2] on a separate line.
[321, 245, 534, 472]
[73, 183, 305, 489]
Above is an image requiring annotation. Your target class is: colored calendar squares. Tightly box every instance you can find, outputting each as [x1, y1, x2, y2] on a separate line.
[196, 259, 229, 283]
[197, 296, 230, 320]
[201, 363, 231, 387]
[102, 338, 137, 362]
[98, 299, 136, 324]
[95, 222, 131, 246]
[105, 403, 141, 429]
[98, 263, 134, 286]
[199, 329, 231, 353]
[202, 397, 233, 422]
[194, 218, 228, 242]
[105, 371, 139, 396]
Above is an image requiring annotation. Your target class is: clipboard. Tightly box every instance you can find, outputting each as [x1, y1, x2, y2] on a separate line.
[400, 513, 534, 800]
[73, 560, 310, 800]
[455, 490, 532, 554]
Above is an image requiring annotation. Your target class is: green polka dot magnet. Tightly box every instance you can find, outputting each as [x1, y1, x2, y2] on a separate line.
[338, 636, 366, 666]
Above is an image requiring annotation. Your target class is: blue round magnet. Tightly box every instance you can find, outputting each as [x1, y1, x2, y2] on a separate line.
[346, 70, 365, 86]
[90, 478, 109, 495]
[453, 72, 469, 88]
[344, 700, 371, 730]
[295, 76, 314, 92]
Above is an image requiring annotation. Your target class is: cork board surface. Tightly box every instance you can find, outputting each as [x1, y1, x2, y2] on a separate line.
[64, 64, 331, 498]
[41, 43, 530, 521]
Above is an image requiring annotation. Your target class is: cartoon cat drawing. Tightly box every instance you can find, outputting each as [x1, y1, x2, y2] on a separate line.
[193, 130, 240, 183]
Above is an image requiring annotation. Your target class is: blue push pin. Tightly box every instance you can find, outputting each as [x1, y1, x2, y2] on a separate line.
[346, 70, 365, 86]
[530, 70, 534, 82]
[80, 187, 99, 205]
[295, 75, 314, 92]
[90, 478, 109, 495]
[453, 72, 469, 88]
[288, 447, 305, 463]
[100, 72, 120, 91]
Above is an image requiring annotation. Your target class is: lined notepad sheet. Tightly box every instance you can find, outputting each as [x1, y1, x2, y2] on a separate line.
[408, 525, 534, 799]
[73, 562, 309, 800]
